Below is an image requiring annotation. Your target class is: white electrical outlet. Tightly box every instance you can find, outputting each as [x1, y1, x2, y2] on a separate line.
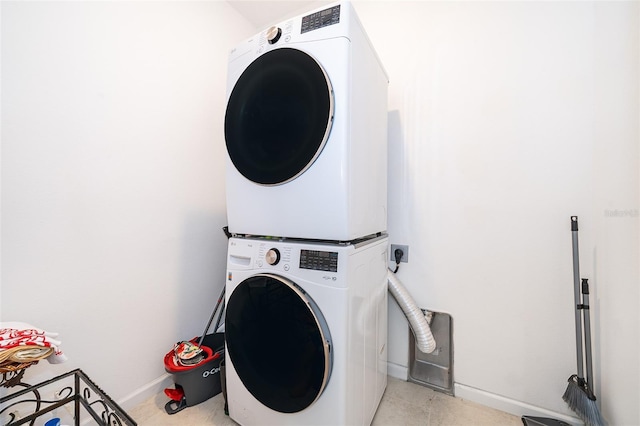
[390, 244, 409, 263]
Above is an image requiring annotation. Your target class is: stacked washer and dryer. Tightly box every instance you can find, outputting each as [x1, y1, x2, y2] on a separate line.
[223, 2, 389, 425]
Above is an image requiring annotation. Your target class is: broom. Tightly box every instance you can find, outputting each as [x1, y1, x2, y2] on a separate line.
[562, 216, 604, 426]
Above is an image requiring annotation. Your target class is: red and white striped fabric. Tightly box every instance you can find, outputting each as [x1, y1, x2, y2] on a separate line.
[0, 322, 67, 364]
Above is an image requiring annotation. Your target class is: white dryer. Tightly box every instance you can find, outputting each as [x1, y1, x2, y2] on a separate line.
[225, 235, 388, 425]
[224, 2, 388, 241]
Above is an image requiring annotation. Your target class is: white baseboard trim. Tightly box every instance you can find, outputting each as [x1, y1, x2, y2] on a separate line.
[454, 383, 582, 426]
[387, 362, 408, 381]
[117, 373, 173, 411]
[125, 361, 581, 426]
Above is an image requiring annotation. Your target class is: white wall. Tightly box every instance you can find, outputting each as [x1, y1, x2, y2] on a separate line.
[1, 0, 253, 407]
[352, 1, 639, 424]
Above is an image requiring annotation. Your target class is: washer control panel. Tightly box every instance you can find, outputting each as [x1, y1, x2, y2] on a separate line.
[265, 248, 280, 265]
[250, 240, 338, 273]
[299, 249, 338, 272]
[257, 243, 292, 271]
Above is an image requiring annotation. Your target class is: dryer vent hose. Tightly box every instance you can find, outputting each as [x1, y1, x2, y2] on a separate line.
[387, 270, 436, 354]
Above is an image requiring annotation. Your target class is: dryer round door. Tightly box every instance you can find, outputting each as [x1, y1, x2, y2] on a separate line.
[225, 273, 333, 413]
[224, 48, 334, 186]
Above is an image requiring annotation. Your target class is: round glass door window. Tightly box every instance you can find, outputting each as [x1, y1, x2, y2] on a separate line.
[224, 48, 334, 186]
[225, 274, 332, 413]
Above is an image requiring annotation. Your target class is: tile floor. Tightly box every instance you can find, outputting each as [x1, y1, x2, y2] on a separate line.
[129, 376, 523, 425]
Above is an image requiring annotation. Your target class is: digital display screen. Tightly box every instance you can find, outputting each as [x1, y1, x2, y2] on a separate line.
[301, 5, 341, 34]
[300, 249, 338, 272]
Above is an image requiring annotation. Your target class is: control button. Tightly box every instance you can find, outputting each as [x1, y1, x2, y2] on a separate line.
[266, 248, 281, 265]
[266, 26, 282, 44]
[284, 264, 290, 271]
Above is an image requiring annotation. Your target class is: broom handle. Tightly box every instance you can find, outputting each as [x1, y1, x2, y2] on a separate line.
[571, 216, 585, 380]
[581, 278, 594, 390]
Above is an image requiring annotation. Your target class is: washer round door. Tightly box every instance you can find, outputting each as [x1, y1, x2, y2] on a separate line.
[225, 273, 333, 413]
[224, 48, 334, 186]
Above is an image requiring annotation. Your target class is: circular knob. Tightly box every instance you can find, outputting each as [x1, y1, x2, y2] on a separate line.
[265, 248, 281, 265]
[266, 26, 282, 44]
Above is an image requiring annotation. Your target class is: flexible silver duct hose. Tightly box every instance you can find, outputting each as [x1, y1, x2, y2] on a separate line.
[387, 269, 436, 354]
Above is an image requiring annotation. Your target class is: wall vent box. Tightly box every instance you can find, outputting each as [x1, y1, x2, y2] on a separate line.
[408, 311, 453, 395]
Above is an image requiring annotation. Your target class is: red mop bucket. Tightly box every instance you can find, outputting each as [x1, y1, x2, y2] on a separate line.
[163, 287, 226, 414]
[163, 333, 225, 414]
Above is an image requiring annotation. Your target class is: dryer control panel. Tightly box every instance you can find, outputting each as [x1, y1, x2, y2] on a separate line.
[301, 5, 341, 34]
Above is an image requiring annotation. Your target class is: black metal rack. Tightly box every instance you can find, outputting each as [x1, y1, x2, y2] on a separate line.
[0, 368, 136, 426]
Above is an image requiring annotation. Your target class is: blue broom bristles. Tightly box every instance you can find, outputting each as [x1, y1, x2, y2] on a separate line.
[562, 375, 605, 426]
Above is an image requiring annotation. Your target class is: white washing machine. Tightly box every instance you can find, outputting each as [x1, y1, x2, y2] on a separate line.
[224, 1, 388, 241]
[225, 235, 388, 425]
